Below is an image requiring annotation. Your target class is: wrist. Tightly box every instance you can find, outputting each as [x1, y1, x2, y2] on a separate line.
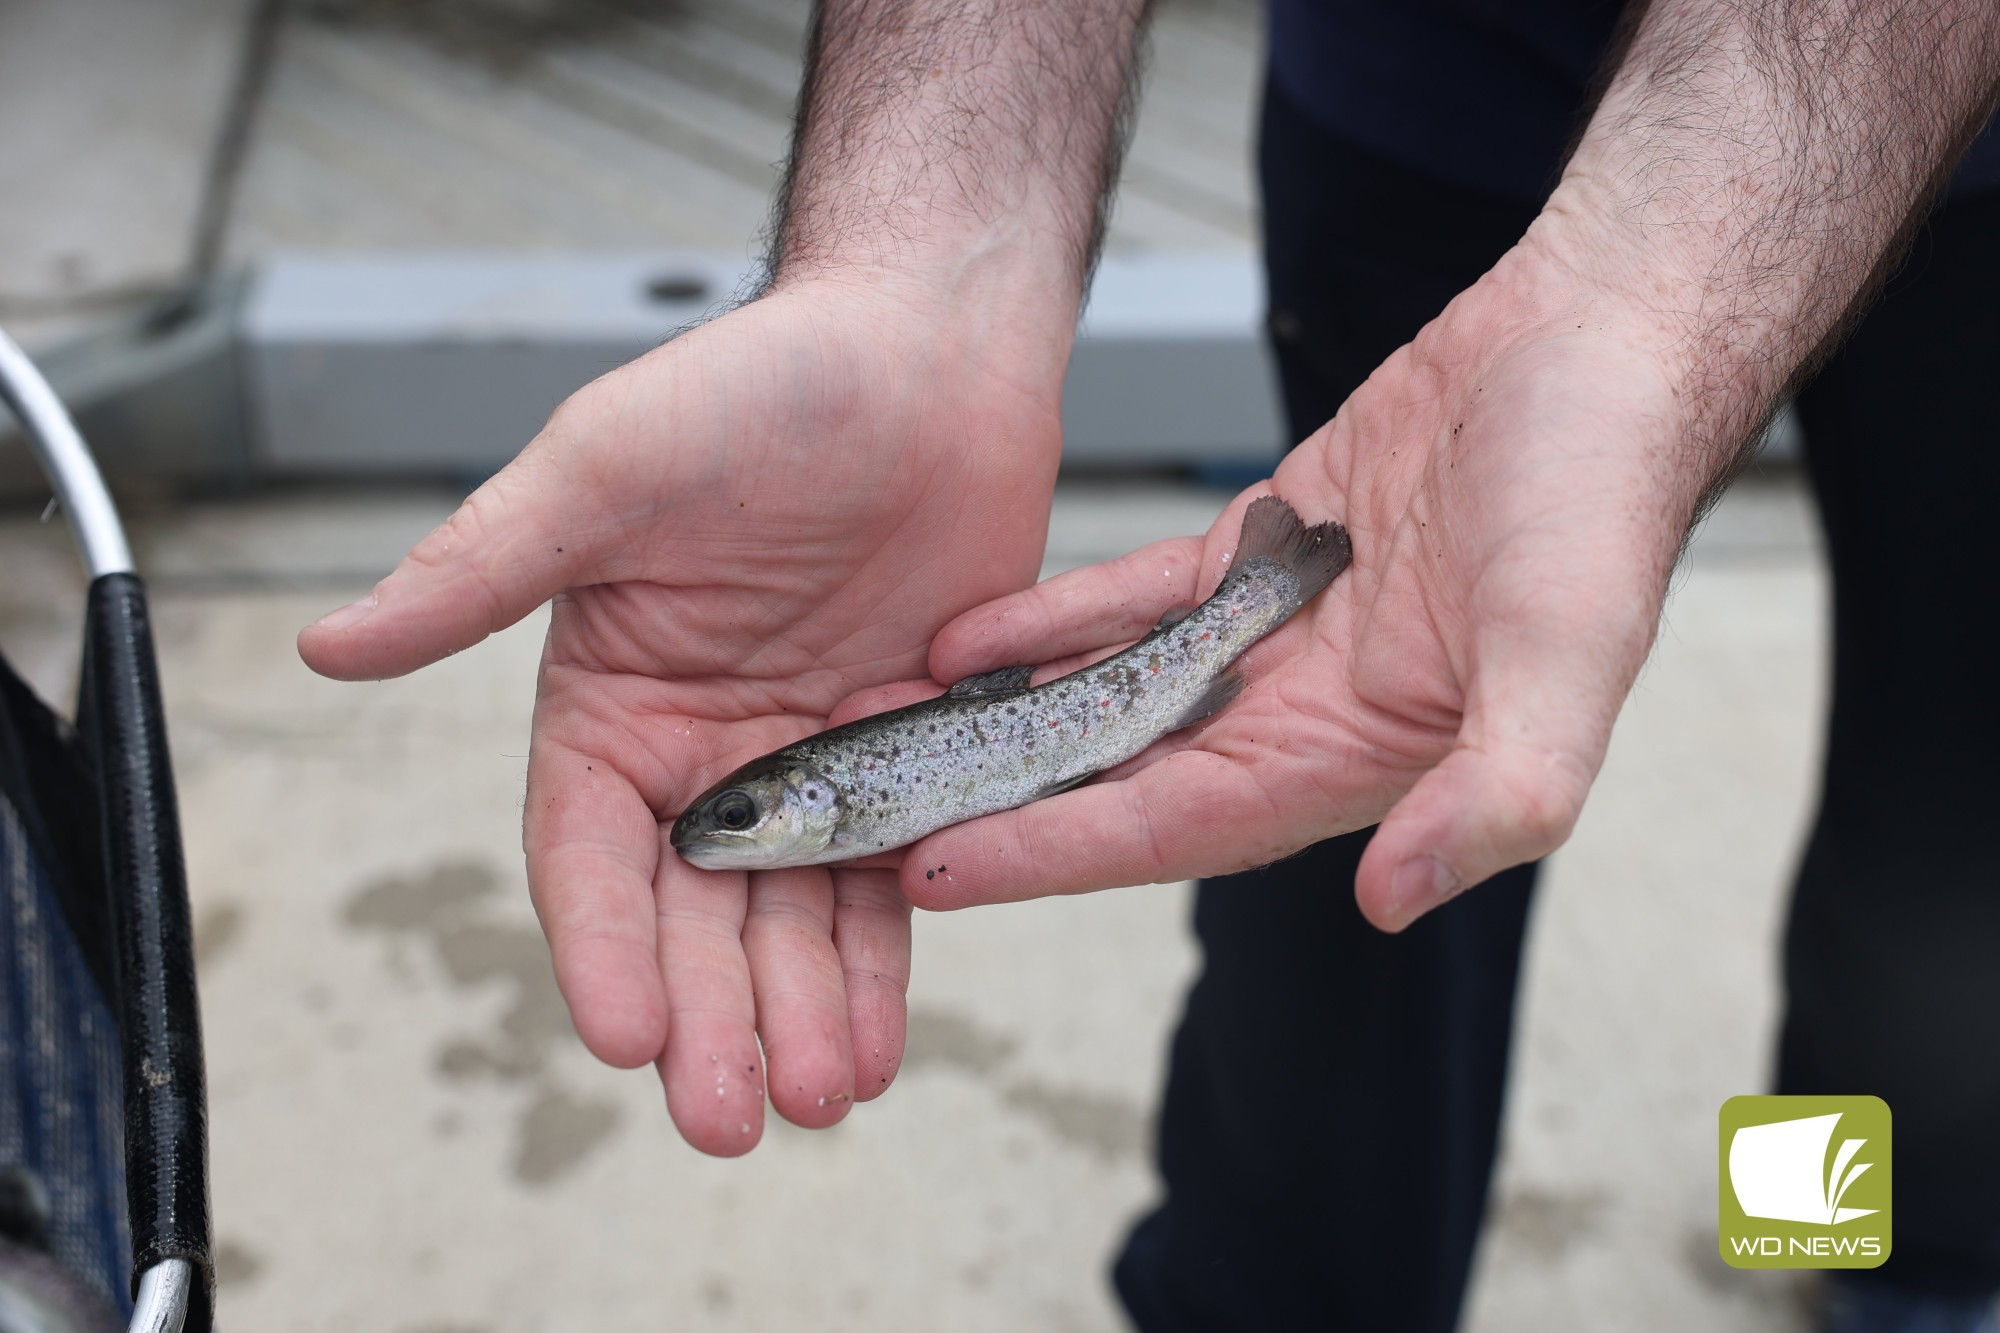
[760, 0, 1148, 385]
[1401, 217, 1756, 559]
[1515, 178, 1792, 477]
[766, 232, 1085, 408]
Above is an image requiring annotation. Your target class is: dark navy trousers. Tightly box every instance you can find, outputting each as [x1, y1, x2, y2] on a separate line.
[1113, 80, 2000, 1331]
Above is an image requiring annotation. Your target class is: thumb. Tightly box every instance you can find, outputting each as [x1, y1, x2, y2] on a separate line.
[1355, 658, 1617, 932]
[928, 536, 1205, 683]
[298, 450, 595, 680]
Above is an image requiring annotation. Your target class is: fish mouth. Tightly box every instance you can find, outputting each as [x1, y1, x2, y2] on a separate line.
[667, 810, 729, 866]
[673, 837, 778, 872]
[675, 842, 729, 869]
[669, 817, 771, 870]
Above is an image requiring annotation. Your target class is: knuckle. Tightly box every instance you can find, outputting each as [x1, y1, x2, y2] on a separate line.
[405, 487, 517, 625]
[409, 486, 499, 571]
[1120, 784, 1174, 881]
[1504, 746, 1593, 853]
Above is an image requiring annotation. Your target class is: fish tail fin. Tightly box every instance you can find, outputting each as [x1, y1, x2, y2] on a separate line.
[1235, 496, 1352, 607]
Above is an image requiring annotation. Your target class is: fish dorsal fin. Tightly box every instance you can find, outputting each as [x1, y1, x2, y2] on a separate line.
[946, 665, 1036, 699]
[1155, 602, 1196, 630]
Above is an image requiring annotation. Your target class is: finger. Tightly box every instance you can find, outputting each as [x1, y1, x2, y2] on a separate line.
[299, 443, 595, 680]
[828, 850, 904, 870]
[903, 749, 1310, 909]
[928, 537, 1204, 683]
[653, 848, 767, 1156]
[829, 870, 912, 1101]
[1354, 640, 1621, 932]
[743, 868, 856, 1128]
[523, 740, 668, 1069]
[826, 679, 946, 728]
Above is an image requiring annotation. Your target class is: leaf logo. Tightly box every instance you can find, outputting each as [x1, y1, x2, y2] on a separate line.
[1728, 1112, 1876, 1226]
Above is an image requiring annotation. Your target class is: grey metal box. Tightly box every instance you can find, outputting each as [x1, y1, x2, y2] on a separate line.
[242, 252, 1282, 471]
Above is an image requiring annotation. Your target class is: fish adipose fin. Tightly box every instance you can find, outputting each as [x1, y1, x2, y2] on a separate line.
[1173, 666, 1246, 731]
[947, 664, 1037, 699]
[1155, 602, 1196, 630]
[1235, 496, 1353, 607]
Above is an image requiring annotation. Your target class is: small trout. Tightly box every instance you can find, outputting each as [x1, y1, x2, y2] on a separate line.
[670, 497, 1351, 870]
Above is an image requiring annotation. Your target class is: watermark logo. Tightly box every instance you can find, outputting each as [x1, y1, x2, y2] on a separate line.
[1719, 1095, 1891, 1269]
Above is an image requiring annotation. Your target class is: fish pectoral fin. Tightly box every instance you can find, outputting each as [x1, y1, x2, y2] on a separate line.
[1172, 667, 1246, 731]
[1031, 771, 1096, 801]
[1155, 602, 1197, 630]
[946, 664, 1037, 698]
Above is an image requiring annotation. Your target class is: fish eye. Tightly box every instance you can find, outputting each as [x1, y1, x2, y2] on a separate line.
[712, 790, 757, 831]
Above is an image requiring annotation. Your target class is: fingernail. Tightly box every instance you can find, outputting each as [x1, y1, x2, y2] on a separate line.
[312, 593, 377, 631]
[1390, 855, 1462, 925]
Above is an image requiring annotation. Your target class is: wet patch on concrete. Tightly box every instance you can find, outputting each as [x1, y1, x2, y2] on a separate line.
[344, 860, 573, 1083]
[345, 858, 622, 1187]
[211, 1236, 264, 1288]
[1489, 1184, 1611, 1262]
[999, 1080, 1147, 1162]
[345, 859, 494, 934]
[192, 899, 246, 969]
[905, 1003, 1143, 1161]
[904, 1004, 1019, 1075]
[515, 1085, 621, 1186]
[1682, 1224, 1814, 1317]
[698, 1273, 733, 1313]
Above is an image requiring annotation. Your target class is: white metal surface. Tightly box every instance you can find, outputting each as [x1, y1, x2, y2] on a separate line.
[0, 325, 134, 577]
[129, 1259, 192, 1333]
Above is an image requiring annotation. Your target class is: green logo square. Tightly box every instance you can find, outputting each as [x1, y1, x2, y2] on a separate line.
[1719, 1095, 1891, 1269]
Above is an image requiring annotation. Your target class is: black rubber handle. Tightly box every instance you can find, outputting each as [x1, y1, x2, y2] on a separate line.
[80, 573, 214, 1331]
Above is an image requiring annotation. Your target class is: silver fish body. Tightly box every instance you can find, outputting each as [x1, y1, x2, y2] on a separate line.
[671, 498, 1351, 871]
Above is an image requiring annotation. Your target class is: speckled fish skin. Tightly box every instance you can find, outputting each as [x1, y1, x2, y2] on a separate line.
[670, 498, 1351, 871]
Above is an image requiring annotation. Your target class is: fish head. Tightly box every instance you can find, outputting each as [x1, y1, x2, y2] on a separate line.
[670, 756, 845, 870]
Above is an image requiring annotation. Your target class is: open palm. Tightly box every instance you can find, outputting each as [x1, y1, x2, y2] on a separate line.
[908, 239, 1697, 929]
[301, 286, 1062, 1153]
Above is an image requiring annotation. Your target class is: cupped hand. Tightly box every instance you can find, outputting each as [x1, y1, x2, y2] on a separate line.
[902, 231, 1713, 930]
[299, 282, 1064, 1153]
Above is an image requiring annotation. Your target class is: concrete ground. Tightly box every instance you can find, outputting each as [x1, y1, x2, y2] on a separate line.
[0, 470, 1826, 1332]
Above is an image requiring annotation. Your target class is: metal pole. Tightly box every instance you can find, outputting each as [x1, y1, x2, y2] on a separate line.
[0, 324, 136, 578]
[3, 323, 194, 1332]
[130, 1259, 193, 1333]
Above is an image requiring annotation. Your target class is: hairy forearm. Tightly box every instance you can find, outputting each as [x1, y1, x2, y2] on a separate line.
[766, 0, 1149, 320]
[1550, 0, 2000, 492]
